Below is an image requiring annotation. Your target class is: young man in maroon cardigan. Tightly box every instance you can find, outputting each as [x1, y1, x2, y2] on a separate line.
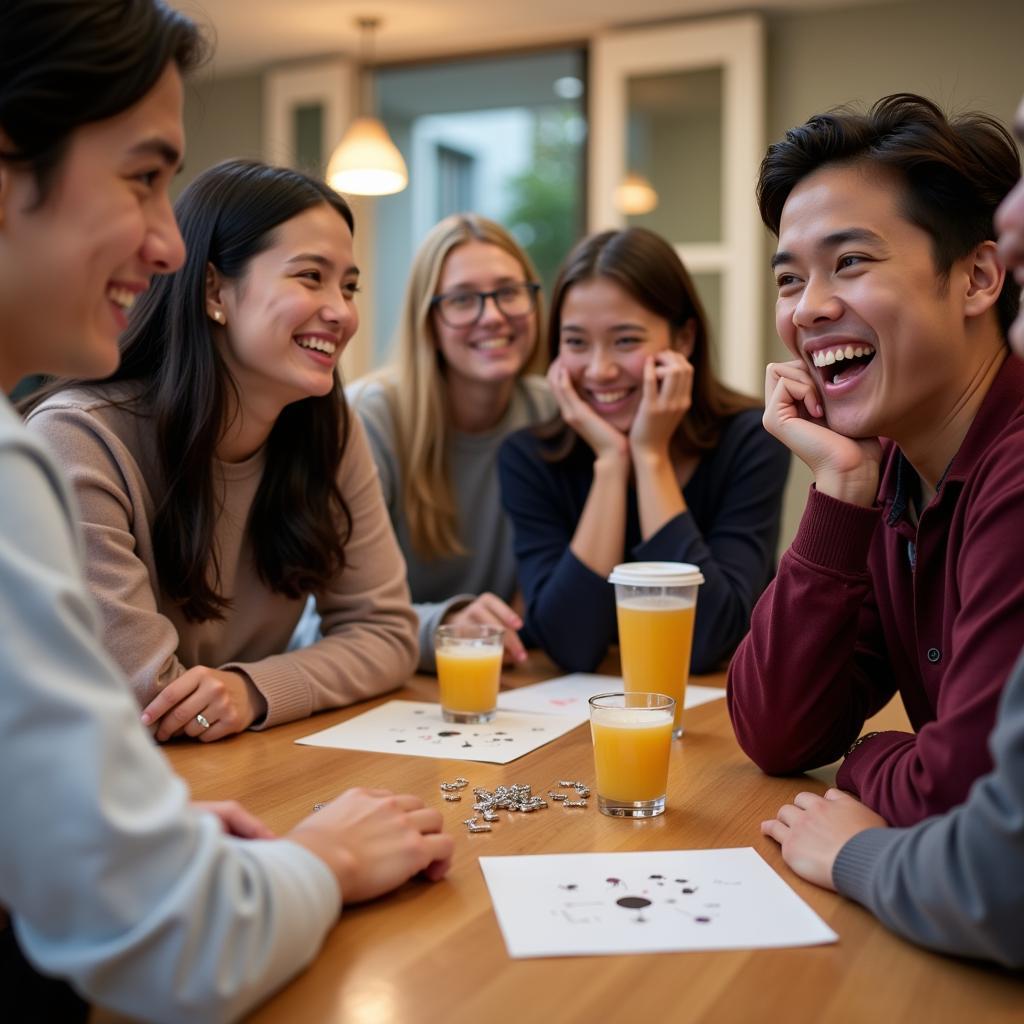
[727, 94, 1023, 827]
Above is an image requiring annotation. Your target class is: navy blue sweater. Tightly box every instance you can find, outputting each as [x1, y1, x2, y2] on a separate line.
[498, 408, 790, 674]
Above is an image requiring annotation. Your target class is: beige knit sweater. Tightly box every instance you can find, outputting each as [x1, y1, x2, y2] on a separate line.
[25, 385, 418, 729]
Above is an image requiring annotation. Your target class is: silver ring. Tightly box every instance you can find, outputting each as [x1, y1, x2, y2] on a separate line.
[195, 713, 212, 730]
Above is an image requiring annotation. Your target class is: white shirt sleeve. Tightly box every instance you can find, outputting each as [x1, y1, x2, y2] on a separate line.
[0, 415, 340, 1024]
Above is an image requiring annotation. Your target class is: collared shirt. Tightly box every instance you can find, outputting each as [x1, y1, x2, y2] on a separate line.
[728, 354, 1024, 826]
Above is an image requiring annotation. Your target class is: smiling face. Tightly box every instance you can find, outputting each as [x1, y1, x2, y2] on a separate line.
[995, 97, 1024, 360]
[432, 240, 537, 388]
[0, 62, 186, 390]
[773, 161, 998, 444]
[558, 276, 688, 433]
[211, 202, 359, 416]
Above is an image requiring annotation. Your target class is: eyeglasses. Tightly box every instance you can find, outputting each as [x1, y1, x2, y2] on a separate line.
[430, 282, 540, 327]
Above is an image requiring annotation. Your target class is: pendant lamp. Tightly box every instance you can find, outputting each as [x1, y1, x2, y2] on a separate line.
[327, 17, 408, 196]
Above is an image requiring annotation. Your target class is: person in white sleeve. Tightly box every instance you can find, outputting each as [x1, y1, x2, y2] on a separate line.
[0, 3, 454, 1021]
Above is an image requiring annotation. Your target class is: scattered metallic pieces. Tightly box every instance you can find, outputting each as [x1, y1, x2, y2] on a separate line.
[449, 778, 590, 834]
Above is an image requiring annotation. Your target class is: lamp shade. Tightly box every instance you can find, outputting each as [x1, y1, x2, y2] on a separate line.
[327, 116, 408, 196]
[614, 172, 659, 216]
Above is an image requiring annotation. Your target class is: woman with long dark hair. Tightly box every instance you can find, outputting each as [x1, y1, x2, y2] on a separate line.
[24, 158, 418, 742]
[499, 227, 790, 673]
[0, 6, 450, 1015]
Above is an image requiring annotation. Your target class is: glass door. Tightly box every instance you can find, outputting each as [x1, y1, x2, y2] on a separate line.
[590, 15, 766, 394]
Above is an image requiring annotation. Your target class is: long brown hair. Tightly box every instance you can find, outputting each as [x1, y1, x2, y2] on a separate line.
[538, 226, 757, 460]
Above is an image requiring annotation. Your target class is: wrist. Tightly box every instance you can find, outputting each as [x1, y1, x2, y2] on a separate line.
[629, 442, 670, 467]
[593, 451, 630, 477]
[845, 730, 882, 758]
[241, 675, 267, 726]
[815, 471, 878, 507]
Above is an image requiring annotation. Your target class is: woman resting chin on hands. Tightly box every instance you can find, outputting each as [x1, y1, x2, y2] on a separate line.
[498, 227, 791, 675]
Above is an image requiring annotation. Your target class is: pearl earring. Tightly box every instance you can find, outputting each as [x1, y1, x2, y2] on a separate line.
[212, 310, 224, 324]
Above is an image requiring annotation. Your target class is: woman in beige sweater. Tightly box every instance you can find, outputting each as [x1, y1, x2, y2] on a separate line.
[24, 159, 418, 742]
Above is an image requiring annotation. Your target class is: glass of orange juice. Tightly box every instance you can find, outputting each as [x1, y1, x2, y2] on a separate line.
[609, 562, 704, 739]
[434, 624, 503, 723]
[589, 692, 675, 817]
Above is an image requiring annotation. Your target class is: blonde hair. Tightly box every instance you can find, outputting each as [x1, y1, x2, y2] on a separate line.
[365, 213, 545, 560]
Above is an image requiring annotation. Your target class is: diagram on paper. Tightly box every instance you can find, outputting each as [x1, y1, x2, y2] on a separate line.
[295, 700, 581, 764]
[479, 848, 838, 957]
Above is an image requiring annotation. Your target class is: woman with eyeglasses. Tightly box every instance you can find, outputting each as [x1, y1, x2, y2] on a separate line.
[347, 214, 555, 671]
[499, 227, 790, 674]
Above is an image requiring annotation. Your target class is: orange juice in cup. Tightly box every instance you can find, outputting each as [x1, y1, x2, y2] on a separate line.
[589, 692, 675, 817]
[609, 562, 704, 738]
[434, 624, 503, 723]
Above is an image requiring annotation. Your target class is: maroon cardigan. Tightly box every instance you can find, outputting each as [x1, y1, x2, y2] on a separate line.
[727, 355, 1024, 826]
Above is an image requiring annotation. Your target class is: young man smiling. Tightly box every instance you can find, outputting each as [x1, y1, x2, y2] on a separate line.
[756, 96, 1024, 969]
[727, 94, 1024, 826]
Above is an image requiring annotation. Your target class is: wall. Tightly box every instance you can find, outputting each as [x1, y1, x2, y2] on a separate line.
[177, 70, 263, 198]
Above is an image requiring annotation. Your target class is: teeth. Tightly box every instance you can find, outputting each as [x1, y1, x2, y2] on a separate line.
[295, 336, 336, 355]
[812, 345, 874, 368]
[591, 390, 629, 404]
[474, 338, 511, 350]
[107, 286, 137, 311]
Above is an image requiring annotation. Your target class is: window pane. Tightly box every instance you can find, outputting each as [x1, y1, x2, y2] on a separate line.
[624, 68, 722, 243]
[293, 102, 323, 175]
[372, 50, 586, 364]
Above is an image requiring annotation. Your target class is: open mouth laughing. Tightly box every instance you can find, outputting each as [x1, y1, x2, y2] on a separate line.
[809, 342, 877, 388]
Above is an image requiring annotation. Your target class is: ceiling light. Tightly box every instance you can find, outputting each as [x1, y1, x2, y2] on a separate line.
[327, 17, 408, 197]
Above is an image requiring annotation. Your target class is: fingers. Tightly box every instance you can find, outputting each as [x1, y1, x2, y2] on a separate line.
[760, 817, 788, 845]
[405, 806, 445, 834]
[140, 670, 200, 727]
[641, 355, 658, 407]
[197, 800, 277, 839]
[765, 361, 823, 420]
[150, 669, 258, 743]
[422, 853, 454, 882]
[451, 593, 526, 664]
[793, 791, 825, 811]
[418, 834, 455, 880]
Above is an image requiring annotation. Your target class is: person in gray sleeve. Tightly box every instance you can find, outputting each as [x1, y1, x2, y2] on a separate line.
[760, 93, 1024, 971]
[0, 3, 453, 1021]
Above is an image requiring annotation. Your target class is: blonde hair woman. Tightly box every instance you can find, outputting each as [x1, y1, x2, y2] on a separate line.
[350, 213, 555, 670]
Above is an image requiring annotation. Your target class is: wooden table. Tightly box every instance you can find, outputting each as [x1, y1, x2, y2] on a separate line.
[161, 655, 1021, 1023]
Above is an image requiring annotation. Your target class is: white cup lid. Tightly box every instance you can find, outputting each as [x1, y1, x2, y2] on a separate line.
[607, 561, 705, 587]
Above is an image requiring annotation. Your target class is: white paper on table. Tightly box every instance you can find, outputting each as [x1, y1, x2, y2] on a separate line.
[479, 848, 837, 957]
[497, 673, 725, 725]
[295, 700, 581, 764]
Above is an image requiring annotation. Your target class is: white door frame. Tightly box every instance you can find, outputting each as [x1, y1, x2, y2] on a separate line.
[589, 15, 766, 395]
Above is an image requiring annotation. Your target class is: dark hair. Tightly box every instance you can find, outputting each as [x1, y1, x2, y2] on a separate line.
[757, 93, 1021, 336]
[538, 227, 758, 460]
[26, 160, 356, 622]
[0, 0, 207, 203]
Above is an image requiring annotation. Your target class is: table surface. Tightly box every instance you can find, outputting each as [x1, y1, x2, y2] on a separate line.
[156, 655, 1021, 1024]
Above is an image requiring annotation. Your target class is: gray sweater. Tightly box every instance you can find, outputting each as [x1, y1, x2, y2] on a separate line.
[0, 395, 339, 1022]
[833, 647, 1024, 969]
[349, 376, 555, 671]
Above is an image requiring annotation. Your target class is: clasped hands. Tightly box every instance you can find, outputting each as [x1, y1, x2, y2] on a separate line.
[141, 665, 267, 742]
